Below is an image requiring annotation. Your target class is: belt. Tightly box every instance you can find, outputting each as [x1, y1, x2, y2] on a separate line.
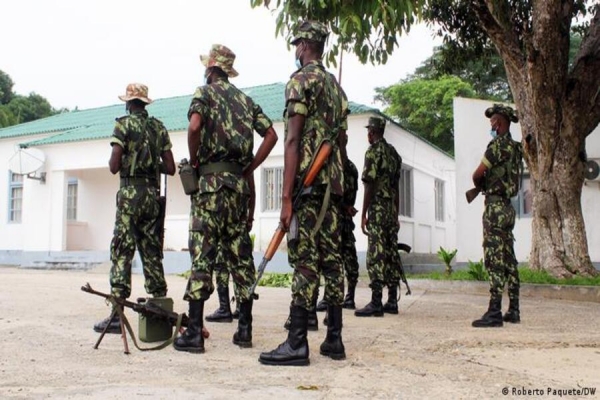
[300, 185, 341, 202]
[485, 195, 510, 205]
[120, 176, 158, 188]
[197, 162, 243, 176]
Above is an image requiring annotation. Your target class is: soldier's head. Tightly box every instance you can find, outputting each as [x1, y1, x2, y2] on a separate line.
[365, 116, 386, 144]
[200, 44, 238, 85]
[485, 104, 518, 137]
[291, 21, 329, 68]
[118, 83, 153, 113]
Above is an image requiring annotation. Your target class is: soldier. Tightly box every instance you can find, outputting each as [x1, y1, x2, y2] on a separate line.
[259, 21, 348, 366]
[93, 83, 175, 334]
[174, 45, 278, 353]
[472, 104, 522, 328]
[355, 116, 403, 318]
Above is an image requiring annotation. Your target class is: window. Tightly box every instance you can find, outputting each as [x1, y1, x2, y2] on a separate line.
[67, 178, 78, 221]
[512, 174, 533, 217]
[399, 167, 413, 218]
[435, 179, 445, 222]
[262, 167, 283, 212]
[8, 172, 23, 223]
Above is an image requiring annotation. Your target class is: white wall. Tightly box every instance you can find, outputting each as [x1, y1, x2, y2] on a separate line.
[454, 97, 600, 264]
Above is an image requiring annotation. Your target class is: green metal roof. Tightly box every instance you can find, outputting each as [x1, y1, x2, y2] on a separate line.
[0, 82, 378, 148]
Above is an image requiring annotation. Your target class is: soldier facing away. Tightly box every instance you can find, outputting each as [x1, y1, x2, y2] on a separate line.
[259, 21, 349, 366]
[174, 44, 278, 353]
[93, 83, 176, 333]
[471, 104, 522, 327]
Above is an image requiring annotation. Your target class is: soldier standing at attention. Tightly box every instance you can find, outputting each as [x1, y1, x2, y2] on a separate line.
[471, 104, 522, 328]
[93, 83, 176, 334]
[355, 116, 403, 318]
[174, 44, 278, 353]
[259, 21, 348, 366]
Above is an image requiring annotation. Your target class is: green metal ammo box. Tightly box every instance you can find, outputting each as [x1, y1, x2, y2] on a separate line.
[138, 297, 174, 343]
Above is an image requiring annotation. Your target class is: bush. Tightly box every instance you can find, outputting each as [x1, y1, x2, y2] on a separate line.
[467, 259, 488, 281]
[437, 247, 458, 276]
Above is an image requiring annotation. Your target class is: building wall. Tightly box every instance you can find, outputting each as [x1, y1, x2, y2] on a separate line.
[454, 97, 600, 264]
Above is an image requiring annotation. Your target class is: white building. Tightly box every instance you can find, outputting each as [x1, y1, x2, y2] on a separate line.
[0, 83, 456, 272]
[454, 97, 600, 265]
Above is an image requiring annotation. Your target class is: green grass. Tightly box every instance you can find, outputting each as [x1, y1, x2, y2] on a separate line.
[177, 271, 293, 288]
[407, 266, 600, 286]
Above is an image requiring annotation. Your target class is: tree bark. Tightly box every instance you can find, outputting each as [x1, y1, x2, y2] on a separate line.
[474, 0, 598, 277]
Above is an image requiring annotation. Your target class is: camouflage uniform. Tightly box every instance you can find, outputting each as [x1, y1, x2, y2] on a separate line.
[183, 77, 272, 303]
[285, 59, 348, 310]
[482, 132, 521, 306]
[362, 137, 402, 293]
[341, 158, 360, 285]
[109, 109, 171, 299]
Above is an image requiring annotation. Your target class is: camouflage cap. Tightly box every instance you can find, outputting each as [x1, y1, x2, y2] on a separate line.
[485, 103, 519, 123]
[365, 116, 386, 130]
[200, 44, 239, 78]
[291, 21, 329, 45]
[118, 83, 153, 104]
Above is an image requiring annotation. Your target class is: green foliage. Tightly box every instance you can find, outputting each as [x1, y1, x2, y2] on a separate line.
[0, 70, 15, 105]
[437, 247, 458, 275]
[375, 75, 475, 154]
[466, 259, 488, 281]
[250, 0, 425, 65]
[258, 272, 293, 288]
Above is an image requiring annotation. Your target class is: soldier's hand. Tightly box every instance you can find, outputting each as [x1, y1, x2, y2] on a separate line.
[280, 199, 293, 232]
[361, 216, 368, 236]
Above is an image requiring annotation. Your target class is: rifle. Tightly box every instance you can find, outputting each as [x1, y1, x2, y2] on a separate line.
[465, 187, 482, 204]
[249, 139, 336, 299]
[82, 283, 209, 353]
[156, 174, 167, 257]
[397, 243, 412, 295]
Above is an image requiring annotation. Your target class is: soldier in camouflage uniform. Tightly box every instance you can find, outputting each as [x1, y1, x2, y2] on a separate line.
[355, 116, 403, 318]
[93, 83, 176, 334]
[174, 45, 278, 353]
[259, 21, 348, 366]
[472, 104, 522, 328]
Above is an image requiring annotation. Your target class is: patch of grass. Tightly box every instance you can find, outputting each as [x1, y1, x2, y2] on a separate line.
[258, 273, 293, 288]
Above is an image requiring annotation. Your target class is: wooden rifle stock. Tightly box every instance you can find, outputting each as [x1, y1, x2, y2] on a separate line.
[465, 187, 482, 204]
[249, 140, 334, 299]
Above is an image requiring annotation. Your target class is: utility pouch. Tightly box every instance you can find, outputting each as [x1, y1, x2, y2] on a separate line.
[179, 158, 199, 195]
[138, 297, 174, 343]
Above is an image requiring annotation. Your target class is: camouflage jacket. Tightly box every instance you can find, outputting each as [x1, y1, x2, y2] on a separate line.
[482, 132, 522, 198]
[362, 138, 402, 201]
[188, 77, 272, 194]
[284, 60, 348, 197]
[111, 109, 172, 179]
[343, 158, 359, 209]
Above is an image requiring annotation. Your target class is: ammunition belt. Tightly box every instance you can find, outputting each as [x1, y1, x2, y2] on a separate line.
[120, 176, 158, 188]
[197, 162, 243, 176]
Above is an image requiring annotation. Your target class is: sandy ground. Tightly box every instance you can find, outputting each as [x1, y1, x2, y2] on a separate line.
[1, 266, 599, 400]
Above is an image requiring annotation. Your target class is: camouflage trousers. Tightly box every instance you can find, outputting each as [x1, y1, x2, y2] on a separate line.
[341, 216, 359, 284]
[110, 186, 167, 299]
[214, 263, 230, 288]
[184, 188, 255, 302]
[483, 199, 519, 302]
[366, 201, 401, 292]
[288, 195, 344, 310]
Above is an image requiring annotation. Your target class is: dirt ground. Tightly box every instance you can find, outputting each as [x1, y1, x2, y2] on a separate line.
[1, 266, 599, 400]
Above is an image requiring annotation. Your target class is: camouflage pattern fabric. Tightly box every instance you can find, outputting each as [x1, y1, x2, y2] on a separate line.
[187, 77, 272, 194]
[214, 263, 229, 289]
[108, 109, 171, 299]
[184, 189, 254, 302]
[284, 58, 348, 310]
[341, 159, 359, 284]
[288, 196, 345, 308]
[482, 132, 521, 303]
[362, 138, 403, 290]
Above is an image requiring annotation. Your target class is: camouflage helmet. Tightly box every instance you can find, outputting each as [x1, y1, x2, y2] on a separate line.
[200, 44, 239, 78]
[291, 21, 329, 45]
[485, 103, 519, 123]
[365, 116, 386, 131]
[118, 83, 153, 104]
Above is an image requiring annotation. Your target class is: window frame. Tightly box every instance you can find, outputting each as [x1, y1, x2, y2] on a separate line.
[8, 172, 23, 223]
[399, 166, 413, 218]
[262, 166, 284, 212]
[67, 178, 78, 221]
[435, 178, 445, 222]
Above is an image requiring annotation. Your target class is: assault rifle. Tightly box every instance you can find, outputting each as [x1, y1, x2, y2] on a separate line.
[82, 283, 208, 353]
[465, 187, 482, 204]
[249, 139, 336, 299]
[397, 243, 412, 295]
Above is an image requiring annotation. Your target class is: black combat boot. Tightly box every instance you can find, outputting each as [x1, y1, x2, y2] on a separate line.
[382, 283, 399, 314]
[259, 305, 310, 366]
[174, 300, 205, 353]
[316, 298, 329, 312]
[354, 288, 384, 317]
[233, 300, 253, 348]
[503, 298, 520, 323]
[205, 286, 233, 323]
[320, 305, 346, 360]
[93, 306, 123, 334]
[342, 280, 357, 309]
[285, 306, 319, 331]
[472, 297, 503, 328]
[232, 301, 240, 320]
